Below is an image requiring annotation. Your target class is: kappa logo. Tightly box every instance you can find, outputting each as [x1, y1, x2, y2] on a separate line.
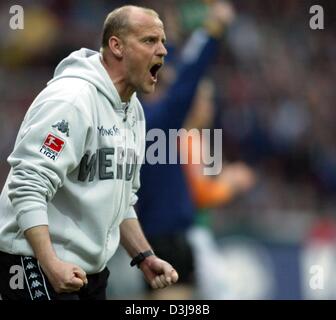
[28, 272, 39, 280]
[26, 262, 36, 270]
[31, 280, 42, 288]
[52, 120, 70, 137]
[33, 290, 45, 299]
[40, 133, 65, 161]
[23, 257, 32, 261]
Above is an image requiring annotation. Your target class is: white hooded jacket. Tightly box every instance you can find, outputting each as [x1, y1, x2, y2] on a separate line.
[0, 48, 146, 273]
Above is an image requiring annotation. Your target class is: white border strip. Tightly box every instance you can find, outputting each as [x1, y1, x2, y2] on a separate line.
[37, 261, 51, 300]
[20, 257, 33, 300]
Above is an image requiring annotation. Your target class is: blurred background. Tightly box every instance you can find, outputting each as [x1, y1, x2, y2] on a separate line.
[1, 0, 336, 299]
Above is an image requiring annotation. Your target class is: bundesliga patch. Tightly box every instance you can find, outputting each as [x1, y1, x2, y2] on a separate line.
[40, 133, 65, 161]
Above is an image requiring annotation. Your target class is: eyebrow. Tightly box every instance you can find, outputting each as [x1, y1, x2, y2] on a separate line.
[142, 35, 166, 43]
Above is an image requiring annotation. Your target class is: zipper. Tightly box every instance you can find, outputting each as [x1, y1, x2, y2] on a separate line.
[123, 103, 129, 122]
[103, 106, 129, 266]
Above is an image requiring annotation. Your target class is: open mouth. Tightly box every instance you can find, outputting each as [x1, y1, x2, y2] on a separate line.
[149, 63, 163, 81]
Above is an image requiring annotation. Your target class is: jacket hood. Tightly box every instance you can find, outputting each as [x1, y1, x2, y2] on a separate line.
[48, 48, 137, 109]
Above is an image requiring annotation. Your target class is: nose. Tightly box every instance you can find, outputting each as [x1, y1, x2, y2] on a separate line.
[157, 41, 168, 57]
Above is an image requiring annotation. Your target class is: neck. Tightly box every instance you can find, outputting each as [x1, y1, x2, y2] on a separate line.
[100, 52, 134, 102]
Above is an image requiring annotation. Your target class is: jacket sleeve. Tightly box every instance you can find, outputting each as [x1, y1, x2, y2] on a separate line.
[143, 29, 220, 131]
[7, 99, 92, 232]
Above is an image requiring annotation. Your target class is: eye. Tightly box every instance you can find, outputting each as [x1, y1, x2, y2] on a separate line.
[144, 37, 156, 44]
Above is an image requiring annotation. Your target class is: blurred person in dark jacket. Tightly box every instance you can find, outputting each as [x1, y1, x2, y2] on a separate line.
[137, 1, 236, 299]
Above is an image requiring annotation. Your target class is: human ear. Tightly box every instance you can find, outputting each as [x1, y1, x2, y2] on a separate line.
[108, 36, 123, 58]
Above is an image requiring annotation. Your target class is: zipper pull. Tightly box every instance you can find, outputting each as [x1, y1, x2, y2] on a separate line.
[123, 104, 129, 122]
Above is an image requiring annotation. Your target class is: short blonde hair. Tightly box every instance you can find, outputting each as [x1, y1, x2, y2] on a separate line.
[101, 5, 159, 48]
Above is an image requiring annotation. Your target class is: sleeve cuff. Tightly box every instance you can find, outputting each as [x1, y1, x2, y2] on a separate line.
[123, 206, 137, 220]
[17, 210, 49, 232]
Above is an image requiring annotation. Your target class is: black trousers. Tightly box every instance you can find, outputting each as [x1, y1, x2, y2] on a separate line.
[145, 232, 195, 290]
[0, 251, 110, 300]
